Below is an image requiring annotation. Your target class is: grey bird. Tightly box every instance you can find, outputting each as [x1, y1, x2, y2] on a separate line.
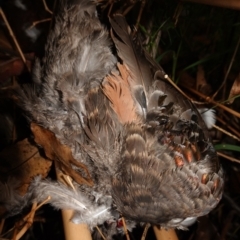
[4, 0, 224, 236]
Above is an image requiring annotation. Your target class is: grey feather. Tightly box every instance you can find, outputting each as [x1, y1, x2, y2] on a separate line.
[30, 177, 112, 228]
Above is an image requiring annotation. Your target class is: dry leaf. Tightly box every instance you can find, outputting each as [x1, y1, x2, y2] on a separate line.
[30, 123, 93, 186]
[228, 73, 240, 104]
[196, 65, 211, 95]
[0, 138, 52, 194]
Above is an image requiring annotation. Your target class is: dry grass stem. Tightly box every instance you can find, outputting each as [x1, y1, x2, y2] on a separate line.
[216, 117, 240, 139]
[165, 75, 205, 104]
[212, 35, 240, 99]
[42, 0, 53, 14]
[0, 8, 30, 72]
[141, 223, 151, 240]
[121, 217, 130, 240]
[217, 151, 240, 164]
[95, 226, 106, 240]
[29, 18, 52, 29]
[213, 124, 240, 142]
[14, 197, 51, 240]
[183, 85, 240, 118]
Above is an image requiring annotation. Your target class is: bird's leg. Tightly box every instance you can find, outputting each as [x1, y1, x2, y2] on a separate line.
[13, 197, 50, 240]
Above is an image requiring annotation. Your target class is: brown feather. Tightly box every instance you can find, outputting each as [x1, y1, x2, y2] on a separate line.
[109, 14, 153, 92]
[102, 63, 139, 124]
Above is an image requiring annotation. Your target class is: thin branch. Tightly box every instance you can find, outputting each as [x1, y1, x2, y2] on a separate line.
[29, 18, 52, 29]
[212, 35, 240, 99]
[182, 84, 240, 118]
[217, 151, 240, 164]
[141, 223, 151, 240]
[122, 217, 130, 240]
[217, 116, 240, 139]
[42, 0, 53, 14]
[0, 8, 30, 72]
[213, 124, 240, 142]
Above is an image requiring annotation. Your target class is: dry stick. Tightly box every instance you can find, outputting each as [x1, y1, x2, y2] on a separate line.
[15, 197, 51, 240]
[182, 85, 240, 118]
[217, 117, 240, 139]
[212, 35, 240, 99]
[121, 217, 130, 240]
[164, 75, 205, 104]
[29, 18, 52, 29]
[223, 112, 240, 131]
[42, 0, 53, 14]
[135, 0, 146, 30]
[153, 227, 179, 240]
[141, 223, 151, 240]
[213, 124, 240, 142]
[55, 163, 92, 240]
[14, 202, 38, 240]
[95, 226, 107, 240]
[217, 151, 240, 164]
[0, 8, 30, 72]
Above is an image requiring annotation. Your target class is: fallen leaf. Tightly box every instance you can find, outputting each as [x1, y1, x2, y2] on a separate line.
[228, 73, 240, 104]
[196, 65, 212, 95]
[0, 138, 52, 194]
[30, 123, 93, 186]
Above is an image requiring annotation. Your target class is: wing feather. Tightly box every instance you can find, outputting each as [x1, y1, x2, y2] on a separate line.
[109, 14, 152, 93]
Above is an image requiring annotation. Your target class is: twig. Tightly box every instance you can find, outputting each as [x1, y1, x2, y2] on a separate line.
[121, 217, 130, 240]
[135, 0, 146, 30]
[217, 151, 240, 164]
[141, 223, 151, 240]
[42, 0, 53, 14]
[0, 8, 30, 72]
[29, 18, 52, 29]
[182, 84, 240, 118]
[164, 75, 206, 104]
[212, 34, 240, 99]
[95, 226, 106, 240]
[14, 197, 51, 240]
[213, 124, 240, 142]
[217, 117, 240, 139]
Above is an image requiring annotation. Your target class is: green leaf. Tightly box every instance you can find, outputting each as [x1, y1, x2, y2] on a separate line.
[214, 144, 240, 152]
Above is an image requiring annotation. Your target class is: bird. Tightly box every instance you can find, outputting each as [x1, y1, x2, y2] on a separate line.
[2, 0, 224, 237]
